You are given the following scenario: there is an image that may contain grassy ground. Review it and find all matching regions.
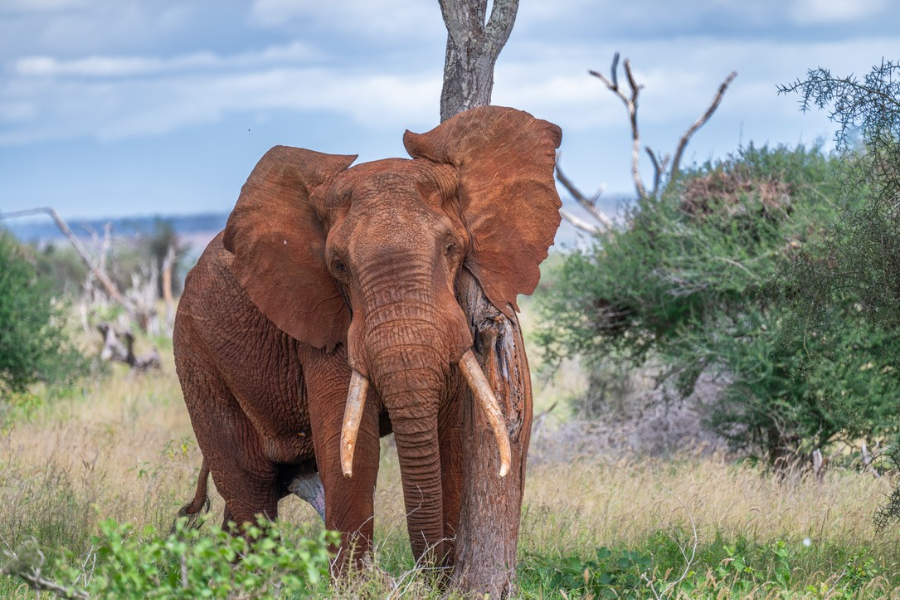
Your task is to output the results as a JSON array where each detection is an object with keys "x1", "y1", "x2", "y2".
[{"x1": 1, "y1": 326, "x2": 900, "y2": 597}]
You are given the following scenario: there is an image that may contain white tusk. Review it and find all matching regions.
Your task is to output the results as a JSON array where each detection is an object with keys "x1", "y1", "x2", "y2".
[
  {"x1": 340, "y1": 371, "x2": 369, "y2": 478},
  {"x1": 458, "y1": 349, "x2": 512, "y2": 478}
]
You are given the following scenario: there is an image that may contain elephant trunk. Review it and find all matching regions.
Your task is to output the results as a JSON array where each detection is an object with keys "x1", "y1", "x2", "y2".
[{"x1": 365, "y1": 300, "x2": 449, "y2": 562}]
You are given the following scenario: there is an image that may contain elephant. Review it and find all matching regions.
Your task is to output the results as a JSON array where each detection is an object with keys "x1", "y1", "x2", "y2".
[{"x1": 173, "y1": 105, "x2": 562, "y2": 567}]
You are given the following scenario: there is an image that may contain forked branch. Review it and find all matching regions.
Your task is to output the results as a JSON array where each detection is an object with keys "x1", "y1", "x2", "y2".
[
  {"x1": 558, "y1": 54, "x2": 737, "y2": 236},
  {"x1": 590, "y1": 52, "x2": 647, "y2": 199}
]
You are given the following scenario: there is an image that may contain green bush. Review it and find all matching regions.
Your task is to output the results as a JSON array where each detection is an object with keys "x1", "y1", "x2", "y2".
[
  {"x1": 4, "y1": 518, "x2": 336, "y2": 598},
  {"x1": 779, "y1": 59, "x2": 900, "y2": 522},
  {"x1": 535, "y1": 144, "x2": 900, "y2": 462},
  {"x1": 0, "y1": 233, "x2": 84, "y2": 398}
]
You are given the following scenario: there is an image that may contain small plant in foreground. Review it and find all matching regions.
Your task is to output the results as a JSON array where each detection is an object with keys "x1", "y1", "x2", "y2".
[
  {"x1": 3, "y1": 517, "x2": 336, "y2": 599},
  {"x1": 518, "y1": 533, "x2": 891, "y2": 598}
]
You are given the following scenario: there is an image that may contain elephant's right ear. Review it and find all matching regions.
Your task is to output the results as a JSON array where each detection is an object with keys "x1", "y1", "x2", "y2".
[{"x1": 223, "y1": 146, "x2": 357, "y2": 351}]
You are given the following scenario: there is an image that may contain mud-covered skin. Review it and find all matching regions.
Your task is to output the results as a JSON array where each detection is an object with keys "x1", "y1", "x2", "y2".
[
  {"x1": 175, "y1": 235, "x2": 383, "y2": 548},
  {"x1": 173, "y1": 106, "x2": 563, "y2": 569}
]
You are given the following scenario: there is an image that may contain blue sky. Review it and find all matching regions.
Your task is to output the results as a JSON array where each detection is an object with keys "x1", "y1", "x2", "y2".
[{"x1": 2, "y1": 0, "x2": 900, "y2": 227}]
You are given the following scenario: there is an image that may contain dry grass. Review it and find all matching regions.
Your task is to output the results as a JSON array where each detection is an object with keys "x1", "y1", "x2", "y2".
[
  {"x1": 522, "y1": 457, "x2": 895, "y2": 555},
  {"x1": 1, "y1": 326, "x2": 899, "y2": 597}
]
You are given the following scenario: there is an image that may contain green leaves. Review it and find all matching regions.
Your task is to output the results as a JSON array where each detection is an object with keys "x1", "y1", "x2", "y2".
[
  {"x1": 522, "y1": 545, "x2": 654, "y2": 598},
  {"x1": 0, "y1": 234, "x2": 84, "y2": 400},
  {"x1": 518, "y1": 535, "x2": 886, "y2": 598},
  {"x1": 48, "y1": 517, "x2": 336, "y2": 598},
  {"x1": 535, "y1": 144, "x2": 900, "y2": 462}
]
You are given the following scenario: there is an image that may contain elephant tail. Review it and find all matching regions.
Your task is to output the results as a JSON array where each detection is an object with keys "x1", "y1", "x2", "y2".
[{"x1": 173, "y1": 459, "x2": 211, "y2": 532}]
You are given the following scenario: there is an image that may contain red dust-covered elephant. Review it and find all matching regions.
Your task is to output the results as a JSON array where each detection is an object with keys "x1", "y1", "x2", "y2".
[{"x1": 173, "y1": 106, "x2": 562, "y2": 566}]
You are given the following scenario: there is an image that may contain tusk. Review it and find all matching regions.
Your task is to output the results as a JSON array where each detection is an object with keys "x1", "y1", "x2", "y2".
[
  {"x1": 458, "y1": 349, "x2": 512, "y2": 478},
  {"x1": 340, "y1": 371, "x2": 369, "y2": 478}
]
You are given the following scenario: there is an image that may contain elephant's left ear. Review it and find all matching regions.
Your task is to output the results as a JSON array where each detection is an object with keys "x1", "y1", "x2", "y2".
[{"x1": 403, "y1": 106, "x2": 562, "y2": 316}]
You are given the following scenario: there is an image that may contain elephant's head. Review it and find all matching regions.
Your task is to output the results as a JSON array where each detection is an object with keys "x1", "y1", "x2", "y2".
[{"x1": 222, "y1": 106, "x2": 561, "y2": 560}]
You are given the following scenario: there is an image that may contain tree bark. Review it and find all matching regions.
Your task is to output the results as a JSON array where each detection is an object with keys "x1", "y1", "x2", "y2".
[
  {"x1": 452, "y1": 269, "x2": 532, "y2": 597},
  {"x1": 439, "y1": 0, "x2": 518, "y2": 122},
  {"x1": 438, "y1": 3, "x2": 526, "y2": 595}
]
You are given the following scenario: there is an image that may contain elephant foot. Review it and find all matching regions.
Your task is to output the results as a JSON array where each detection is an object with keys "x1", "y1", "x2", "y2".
[{"x1": 288, "y1": 472, "x2": 326, "y2": 521}]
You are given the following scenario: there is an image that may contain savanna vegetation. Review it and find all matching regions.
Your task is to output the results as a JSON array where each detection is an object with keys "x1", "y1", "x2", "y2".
[{"x1": 3, "y1": 57, "x2": 900, "y2": 597}]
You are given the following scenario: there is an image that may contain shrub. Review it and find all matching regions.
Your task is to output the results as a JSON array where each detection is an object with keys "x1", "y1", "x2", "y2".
[
  {"x1": 535, "y1": 144, "x2": 900, "y2": 463},
  {"x1": 0, "y1": 233, "x2": 84, "y2": 398},
  {"x1": 4, "y1": 518, "x2": 336, "y2": 598},
  {"x1": 779, "y1": 59, "x2": 900, "y2": 521}
]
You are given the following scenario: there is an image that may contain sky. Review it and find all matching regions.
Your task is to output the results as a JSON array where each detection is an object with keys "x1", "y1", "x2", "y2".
[{"x1": 1, "y1": 0, "x2": 900, "y2": 232}]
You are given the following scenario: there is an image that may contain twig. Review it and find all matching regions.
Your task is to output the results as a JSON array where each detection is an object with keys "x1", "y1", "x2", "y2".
[
  {"x1": 556, "y1": 159, "x2": 614, "y2": 230},
  {"x1": 645, "y1": 147, "x2": 670, "y2": 197},
  {"x1": 559, "y1": 209, "x2": 605, "y2": 235},
  {"x1": 670, "y1": 71, "x2": 738, "y2": 181},
  {"x1": 861, "y1": 442, "x2": 881, "y2": 478},
  {"x1": 642, "y1": 480, "x2": 699, "y2": 599},
  {"x1": 1, "y1": 545, "x2": 90, "y2": 600}
]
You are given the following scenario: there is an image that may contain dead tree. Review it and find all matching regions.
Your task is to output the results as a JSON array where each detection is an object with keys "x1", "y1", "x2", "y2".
[
  {"x1": 97, "y1": 323, "x2": 162, "y2": 371},
  {"x1": 0, "y1": 207, "x2": 159, "y2": 331},
  {"x1": 559, "y1": 53, "x2": 737, "y2": 235},
  {"x1": 438, "y1": 1, "x2": 529, "y2": 596},
  {"x1": 161, "y1": 243, "x2": 177, "y2": 333}
]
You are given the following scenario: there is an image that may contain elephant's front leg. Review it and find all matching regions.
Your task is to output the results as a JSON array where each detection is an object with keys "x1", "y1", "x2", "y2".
[{"x1": 305, "y1": 361, "x2": 381, "y2": 570}]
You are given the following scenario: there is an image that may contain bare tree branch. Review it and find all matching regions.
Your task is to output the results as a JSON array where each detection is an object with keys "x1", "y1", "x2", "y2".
[
  {"x1": 556, "y1": 159, "x2": 614, "y2": 230},
  {"x1": 610, "y1": 52, "x2": 620, "y2": 91},
  {"x1": 646, "y1": 147, "x2": 663, "y2": 197},
  {"x1": 590, "y1": 55, "x2": 647, "y2": 198},
  {"x1": 670, "y1": 71, "x2": 738, "y2": 180},
  {"x1": 2, "y1": 545, "x2": 90, "y2": 600},
  {"x1": 560, "y1": 208, "x2": 605, "y2": 235},
  {"x1": 0, "y1": 207, "x2": 138, "y2": 321},
  {"x1": 439, "y1": 0, "x2": 485, "y2": 48}
]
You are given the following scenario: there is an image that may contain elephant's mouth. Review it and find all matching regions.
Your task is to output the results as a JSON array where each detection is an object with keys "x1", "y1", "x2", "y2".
[{"x1": 338, "y1": 348, "x2": 511, "y2": 479}]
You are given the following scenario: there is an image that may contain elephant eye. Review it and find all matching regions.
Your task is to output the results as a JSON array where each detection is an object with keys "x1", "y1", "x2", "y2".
[
  {"x1": 332, "y1": 259, "x2": 349, "y2": 277},
  {"x1": 445, "y1": 242, "x2": 458, "y2": 256}
]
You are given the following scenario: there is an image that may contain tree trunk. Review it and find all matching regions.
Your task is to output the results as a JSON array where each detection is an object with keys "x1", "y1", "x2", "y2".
[
  {"x1": 452, "y1": 269, "x2": 532, "y2": 597},
  {"x1": 438, "y1": 0, "x2": 518, "y2": 122},
  {"x1": 439, "y1": 2, "x2": 525, "y2": 594}
]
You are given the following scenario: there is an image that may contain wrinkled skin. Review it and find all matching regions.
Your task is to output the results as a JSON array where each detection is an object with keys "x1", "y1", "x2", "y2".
[{"x1": 174, "y1": 106, "x2": 562, "y2": 566}]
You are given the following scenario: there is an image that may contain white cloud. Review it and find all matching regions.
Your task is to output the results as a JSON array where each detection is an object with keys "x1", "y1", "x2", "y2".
[
  {"x1": 789, "y1": 0, "x2": 887, "y2": 25},
  {"x1": 250, "y1": 0, "x2": 443, "y2": 39},
  {"x1": 11, "y1": 42, "x2": 322, "y2": 78},
  {"x1": 0, "y1": 0, "x2": 89, "y2": 13},
  {"x1": 3, "y1": 34, "x2": 897, "y2": 151},
  {"x1": 0, "y1": 65, "x2": 440, "y2": 144}
]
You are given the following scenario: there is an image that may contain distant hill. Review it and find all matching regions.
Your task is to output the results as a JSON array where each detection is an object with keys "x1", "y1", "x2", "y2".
[
  {"x1": 2, "y1": 196, "x2": 625, "y2": 254},
  {"x1": 3, "y1": 212, "x2": 228, "y2": 243}
]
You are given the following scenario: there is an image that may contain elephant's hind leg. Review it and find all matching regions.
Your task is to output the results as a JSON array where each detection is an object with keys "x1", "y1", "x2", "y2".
[{"x1": 177, "y1": 350, "x2": 281, "y2": 531}]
